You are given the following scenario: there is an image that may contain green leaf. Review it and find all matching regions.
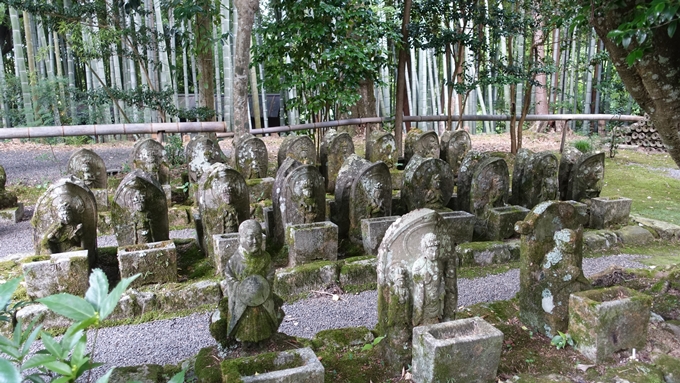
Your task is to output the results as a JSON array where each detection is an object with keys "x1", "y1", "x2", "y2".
[
  {"x1": 59, "y1": 329, "x2": 85, "y2": 354},
  {"x1": 372, "y1": 336, "x2": 385, "y2": 345},
  {"x1": 85, "y1": 269, "x2": 109, "y2": 312},
  {"x1": 95, "y1": 368, "x2": 114, "y2": 383},
  {"x1": 24, "y1": 373, "x2": 47, "y2": 383},
  {"x1": 99, "y1": 274, "x2": 139, "y2": 320},
  {"x1": 361, "y1": 344, "x2": 373, "y2": 351},
  {"x1": 626, "y1": 48, "x2": 644, "y2": 66},
  {"x1": 622, "y1": 35, "x2": 632, "y2": 49},
  {"x1": 0, "y1": 344, "x2": 20, "y2": 360},
  {"x1": 42, "y1": 360, "x2": 74, "y2": 376},
  {"x1": 22, "y1": 354, "x2": 57, "y2": 370},
  {"x1": 37, "y1": 294, "x2": 95, "y2": 322},
  {"x1": 40, "y1": 333, "x2": 65, "y2": 360},
  {"x1": 669, "y1": 20, "x2": 678, "y2": 38},
  {"x1": 0, "y1": 278, "x2": 21, "y2": 310},
  {"x1": 0, "y1": 358, "x2": 21, "y2": 383},
  {"x1": 168, "y1": 369, "x2": 187, "y2": 383},
  {"x1": 21, "y1": 323, "x2": 43, "y2": 356}
]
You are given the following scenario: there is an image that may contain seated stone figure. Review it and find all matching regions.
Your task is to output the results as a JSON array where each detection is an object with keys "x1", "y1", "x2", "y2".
[
  {"x1": 411, "y1": 233, "x2": 445, "y2": 326},
  {"x1": 225, "y1": 220, "x2": 284, "y2": 343},
  {"x1": 39, "y1": 193, "x2": 84, "y2": 254}
]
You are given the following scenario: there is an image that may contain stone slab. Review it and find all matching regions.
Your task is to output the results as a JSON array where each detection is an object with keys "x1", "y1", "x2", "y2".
[
  {"x1": 0, "y1": 203, "x2": 23, "y2": 224},
  {"x1": 247, "y1": 177, "x2": 274, "y2": 203},
  {"x1": 117, "y1": 240, "x2": 177, "y2": 287},
  {"x1": 274, "y1": 261, "x2": 338, "y2": 302},
  {"x1": 456, "y1": 240, "x2": 520, "y2": 267},
  {"x1": 589, "y1": 197, "x2": 632, "y2": 229},
  {"x1": 361, "y1": 216, "x2": 400, "y2": 255},
  {"x1": 92, "y1": 189, "x2": 109, "y2": 211},
  {"x1": 225, "y1": 347, "x2": 324, "y2": 383},
  {"x1": 583, "y1": 230, "x2": 619, "y2": 252},
  {"x1": 440, "y1": 210, "x2": 475, "y2": 244},
  {"x1": 486, "y1": 205, "x2": 529, "y2": 241},
  {"x1": 615, "y1": 225, "x2": 655, "y2": 246},
  {"x1": 287, "y1": 222, "x2": 338, "y2": 267},
  {"x1": 338, "y1": 256, "x2": 377, "y2": 292},
  {"x1": 22, "y1": 250, "x2": 90, "y2": 299},
  {"x1": 631, "y1": 214, "x2": 680, "y2": 241},
  {"x1": 213, "y1": 233, "x2": 239, "y2": 277}
]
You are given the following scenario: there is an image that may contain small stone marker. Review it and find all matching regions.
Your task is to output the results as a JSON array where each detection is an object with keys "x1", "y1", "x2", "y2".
[
  {"x1": 412, "y1": 317, "x2": 504, "y2": 383},
  {"x1": 111, "y1": 170, "x2": 169, "y2": 246},
  {"x1": 404, "y1": 130, "x2": 440, "y2": 165},
  {"x1": 271, "y1": 158, "x2": 302, "y2": 248},
  {"x1": 235, "y1": 134, "x2": 269, "y2": 179},
  {"x1": 32, "y1": 176, "x2": 98, "y2": 267},
  {"x1": 589, "y1": 196, "x2": 632, "y2": 229},
  {"x1": 185, "y1": 135, "x2": 227, "y2": 182},
  {"x1": 131, "y1": 138, "x2": 170, "y2": 185},
  {"x1": 23, "y1": 250, "x2": 90, "y2": 299},
  {"x1": 117, "y1": 240, "x2": 177, "y2": 288},
  {"x1": 559, "y1": 149, "x2": 605, "y2": 202},
  {"x1": 366, "y1": 130, "x2": 397, "y2": 169},
  {"x1": 277, "y1": 135, "x2": 316, "y2": 167},
  {"x1": 320, "y1": 129, "x2": 355, "y2": 193},
  {"x1": 286, "y1": 221, "x2": 338, "y2": 266},
  {"x1": 402, "y1": 155, "x2": 454, "y2": 212},
  {"x1": 197, "y1": 163, "x2": 249, "y2": 260},
  {"x1": 67, "y1": 148, "x2": 108, "y2": 189},
  {"x1": 515, "y1": 201, "x2": 590, "y2": 336},
  {"x1": 510, "y1": 149, "x2": 558, "y2": 209}
]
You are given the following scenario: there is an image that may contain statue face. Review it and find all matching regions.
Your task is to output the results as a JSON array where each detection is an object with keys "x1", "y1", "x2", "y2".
[
  {"x1": 372, "y1": 182, "x2": 384, "y2": 200},
  {"x1": 297, "y1": 176, "x2": 313, "y2": 199},
  {"x1": 430, "y1": 174, "x2": 441, "y2": 190},
  {"x1": 299, "y1": 150, "x2": 311, "y2": 165},
  {"x1": 131, "y1": 189, "x2": 145, "y2": 211},
  {"x1": 421, "y1": 233, "x2": 440, "y2": 261},
  {"x1": 240, "y1": 225, "x2": 262, "y2": 254},
  {"x1": 54, "y1": 197, "x2": 75, "y2": 224}
]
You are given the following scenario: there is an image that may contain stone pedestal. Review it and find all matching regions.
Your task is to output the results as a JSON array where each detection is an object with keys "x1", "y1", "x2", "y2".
[
  {"x1": 589, "y1": 196, "x2": 632, "y2": 229},
  {"x1": 286, "y1": 222, "x2": 338, "y2": 267},
  {"x1": 92, "y1": 189, "x2": 109, "y2": 211},
  {"x1": 412, "y1": 317, "x2": 504, "y2": 383},
  {"x1": 22, "y1": 250, "x2": 90, "y2": 299},
  {"x1": 361, "y1": 216, "x2": 400, "y2": 255},
  {"x1": 162, "y1": 184, "x2": 172, "y2": 207},
  {"x1": 117, "y1": 240, "x2": 177, "y2": 287},
  {"x1": 247, "y1": 177, "x2": 274, "y2": 203},
  {"x1": 440, "y1": 210, "x2": 475, "y2": 244},
  {"x1": 569, "y1": 286, "x2": 652, "y2": 363},
  {"x1": 213, "y1": 233, "x2": 239, "y2": 277},
  {"x1": 222, "y1": 347, "x2": 324, "y2": 383},
  {"x1": 486, "y1": 205, "x2": 529, "y2": 241},
  {"x1": 0, "y1": 203, "x2": 23, "y2": 224}
]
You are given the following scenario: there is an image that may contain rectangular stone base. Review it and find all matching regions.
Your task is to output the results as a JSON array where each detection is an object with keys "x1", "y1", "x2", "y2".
[
  {"x1": 22, "y1": 250, "x2": 90, "y2": 299},
  {"x1": 0, "y1": 203, "x2": 23, "y2": 224},
  {"x1": 162, "y1": 184, "x2": 172, "y2": 207},
  {"x1": 361, "y1": 216, "x2": 400, "y2": 255},
  {"x1": 92, "y1": 189, "x2": 109, "y2": 211},
  {"x1": 224, "y1": 347, "x2": 324, "y2": 383},
  {"x1": 589, "y1": 196, "x2": 632, "y2": 229},
  {"x1": 213, "y1": 233, "x2": 239, "y2": 277},
  {"x1": 485, "y1": 205, "x2": 530, "y2": 241},
  {"x1": 118, "y1": 240, "x2": 177, "y2": 287},
  {"x1": 440, "y1": 210, "x2": 475, "y2": 244},
  {"x1": 412, "y1": 317, "x2": 504, "y2": 383},
  {"x1": 286, "y1": 222, "x2": 338, "y2": 267}
]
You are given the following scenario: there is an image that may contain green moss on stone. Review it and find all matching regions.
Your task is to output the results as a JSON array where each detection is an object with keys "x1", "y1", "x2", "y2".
[
  {"x1": 221, "y1": 351, "x2": 303, "y2": 380},
  {"x1": 194, "y1": 346, "x2": 223, "y2": 383}
]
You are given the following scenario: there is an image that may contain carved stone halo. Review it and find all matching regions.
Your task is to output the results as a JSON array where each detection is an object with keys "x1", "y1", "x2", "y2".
[{"x1": 237, "y1": 274, "x2": 270, "y2": 307}]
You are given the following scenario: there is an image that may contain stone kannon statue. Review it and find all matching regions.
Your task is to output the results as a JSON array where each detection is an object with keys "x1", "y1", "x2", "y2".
[
  {"x1": 197, "y1": 163, "x2": 250, "y2": 259},
  {"x1": 131, "y1": 138, "x2": 170, "y2": 185},
  {"x1": 404, "y1": 130, "x2": 440, "y2": 165},
  {"x1": 515, "y1": 201, "x2": 590, "y2": 337},
  {"x1": 402, "y1": 155, "x2": 454, "y2": 212},
  {"x1": 271, "y1": 157, "x2": 303, "y2": 248},
  {"x1": 281, "y1": 165, "x2": 325, "y2": 229},
  {"x1": 32, "y1": 176, "x2": 98, "y2": 267},
  {"x1": 511, "y1": 149, "x2": 559, "y2": 209},
  {"x1": 277, "y1": 135, "x2": 316, "y2": 168},
  {"x1": 456, "y1": 150, "x2": 490, "y2": 212},
  {"x1": 185, "y1": 135, "x2": 227, "y2": 182},
  {"x1": 567, "y1": 152, "x2": 605, "y2": 202},
  {"x1": 441, "y1": 130, "x2": 471, "y2": 184},
  {"x1": 0, "y1": 165, "x2": 19, "y2": 210},
  {"x1": 366, "y1": 130, "x2": 397, "y2": 169},
  {"x1": 335, "y1": 155, "x2": 392, "y2": 242},
  {"x1": 224, "y1": 220, "x2": 284, "y2": 343},
  {"x1": 320, "y1": 129, "x2": 355, "y2": 193},
  {"x1": 111, "y1": 170, "x2": 169, "y2": 246},
  {"x1": 376, "y1": 209, "x2": 456, "y2": 368},
  {"x1": 67, "y1": 149, "x2": 108, "y2": 189},
  {"x1": 235, "y1": 135, "x2": 269, "y2": 179}
]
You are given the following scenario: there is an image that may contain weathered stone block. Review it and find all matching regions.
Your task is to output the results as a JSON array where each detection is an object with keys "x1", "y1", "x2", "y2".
[
  {"x1": 155, "y1": 280, "x2": 222, "y2": 312},
  {"x1": 440, "y1": 210, "x2": 475, "y2": 244},
  {"x1": 168, "y1": 206, "x2": 193, "y2": 228},
  {"x1": 222, "y1": 347, "x2": 324, "y2": 383},
  {"x1": 16, "y1": 303, "x2": 72, "y2": 330},
  {"x1": 286, "y1": 222, "x2": 338, "y2": 267},
  {"x1": 589, "y1": 196, "x2": 632, "y2": 229},
  {"x1": 569, "y1": 286, "x2": 652, "y2": 363},
  {"x1": 456, "y1": 240, "x2": 520, "y2": 267},
  {"x1": 390, "y1": 169, "x2": 403, "y2": 190},
  {"x1": 22, "y1": 250, "x2": 90, "y2": 299},
  {"x1": 361, "y1": 216, "x2": 400, "y2": 255},
  {"x1": 117, "y1": 240, "x2": 177, "y2": 287},
  {"x1": 615, "y1": 225, "x2": 655, "y2": 245},
  {"x1": 631, "y1": 214, "x2": 680, "y2": 241},
  {"x1": 92, "y1": 189, "x2": 108, "y2": 211},
  {"x1": 0, "y1": 203, "x2": 23, "y2": 224},
  {"x1": 565, "y1": 200, "x2": 590, "y2": 227},
  {"x1": 274, "y1": 261, "x2": 338, "y2": 302},
  {"x1": 339, "y1": 256, "x2": 377, "y2": 292},
  {"x1": 109, "y1": 290, "x2": 157, "y2": 320},
  {"x1": 162, "y1": 184, "x2": 172, "y2": 207},
  {"x1": 97, "y1": 211, "x2": 113, "y2": 235},
  {"x1": 247, "y1": 177, "x2": 274, "y2": 202},
  {"x1": 583, "y1": 230, "x2": 619, "y2": 252},
  {"x1": 263, "y1": 206, "x2": 274, "y2": 239},
  {"x1": 412, "y1": 317, "x2": 504, "y2": 383},
  {"x1": 213, "y1": 232, "x2": 239, "y2": 277},
  {"x1": 486, "y1": 205, "x2": 529, "y2": 241}
]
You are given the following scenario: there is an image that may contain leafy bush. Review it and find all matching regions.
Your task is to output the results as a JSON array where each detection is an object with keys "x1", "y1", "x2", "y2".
[
  {"x1": 572, "y1": 139, "x2": 592, "y2": 153},
  {"x1": 165, "y1": 135, "x2": 186, "y2": 168}
]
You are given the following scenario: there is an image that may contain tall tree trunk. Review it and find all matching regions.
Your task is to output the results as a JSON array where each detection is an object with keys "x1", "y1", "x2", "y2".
[
  {"x1": 533, "y1": 25, "x2": 549, "y2": 131},
  {"x1": 232, "y1": 0, "x2": 259, "y2": 134},
  {"x1": 10, "y1": 7, "x2": 34, "y2": 125},
  {"x1": 195, "y1": 0, "x2": 215, "y2": 122}
]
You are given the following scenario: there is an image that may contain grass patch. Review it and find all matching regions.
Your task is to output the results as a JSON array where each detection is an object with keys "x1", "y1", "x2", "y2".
[
  {"x1": 458, "y1": 262, "x2": 518, "y2": 279},
  {"x1": 602, "y1": 150, "x2": 680, "y2": 225}
]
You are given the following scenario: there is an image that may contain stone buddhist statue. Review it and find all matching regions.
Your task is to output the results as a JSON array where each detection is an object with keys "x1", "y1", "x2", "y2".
[
  {"x1": 185, "y1": 135, "x2": 227, "y2": 182},
  {"x1": 224, "y1": 220, "x2": 284, "y2": 343},
  {"x1": 0, "y1": 165, "x2": 18, "y2": 210},
  {"x1": 131, "y1": 138, "x2": 170, "y2": 185},
  {"x1": 67, "y1": 149, "x2": 108, "y2": 189},
  {"x1": 235, "y1": 135, "x2": 269, "y2": 179},
  {"x1": 411, "y1": 233, "x2": 445, "y2": 326}
]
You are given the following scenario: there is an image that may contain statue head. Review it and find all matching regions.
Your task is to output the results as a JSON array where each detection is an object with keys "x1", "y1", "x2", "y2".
[
  {"x1": 239, "y1": 219, "x2": 263, "y2": 255},
  {"x1": 53, "y1": 193, "x2": 83, "y2": 225},
  {"x1": 420, "y1": 233, "x2": 440, "y2": 261}
]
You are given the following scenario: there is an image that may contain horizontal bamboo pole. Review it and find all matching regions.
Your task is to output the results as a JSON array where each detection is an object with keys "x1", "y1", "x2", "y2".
[{"x1": 0, "y1": 114, "x2": 645, "y2": 139}]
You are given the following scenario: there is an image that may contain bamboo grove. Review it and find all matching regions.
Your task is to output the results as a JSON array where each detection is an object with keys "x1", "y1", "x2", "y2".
[{"x1": 0, "y1": 0, "x2": 640, "y2": 138}]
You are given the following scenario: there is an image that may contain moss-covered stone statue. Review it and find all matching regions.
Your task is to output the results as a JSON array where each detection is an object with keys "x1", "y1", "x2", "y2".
[
  {"x1": 0, "y1": 165, "x2": 19, "y2": 210},
  {"x1": 67, "y1": 149, "x2": 108, "y2": 189},
  {"x1": 440, "y1": 129, "x2": 471, "y2": 184},
  {"x1": 197, "y1": 163, "x2": 249, "y2": 259},
  {"x1": 510, "y1": 149, "x2": 559, "y2": 209},
  {"x1": 234, "y1": 134, "x2": 269, "y2": 179},
  {"x1": 365, "y1": 130, "x2": 396, "y2": 169},
  {"x1": 558, "y1": 149, "x2": 605, "y2": 202},
  {"x1": 219, "y1": 220, "x2": 284, "y2": 344},
  {"x1": 281, "y1": 164, "x2": 325, "y2": 227},
  {"x1": 131, "y1": 138, "x2": 170, "y2": 185},
  {"x1": 185, "y1": 135, "x2": 227, "y2": 182},
  {"x1": 402, "y1": 155, "x2": 454, "y2": 212},
  {"x1": 320, "y1": 129, "x2": 355, "y2": 193},
  {"x1": 404, "y1": 129, "x2": 439, "y2": 165},
  {"x1": 277, "y1": 134, "x2": 316, "y2": 167},
  {"x1": 271, "y1": 157, "x2": 302, "y2": 249},
  {"x1": 376, "y1": 209, "x2": 456, "y2": 369},
  {"x1": 515, "y1": 201, "x2": 590, "y2": 337},
  {"x1": 32, "y1": 176, "x2": 98, "y2": 267},
  {"x1": 111, "y1": 170, "x2": 169, "y2": 246}
]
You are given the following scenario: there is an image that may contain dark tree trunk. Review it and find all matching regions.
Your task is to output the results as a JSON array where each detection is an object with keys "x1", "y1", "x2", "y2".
[{"x1": 233, "y1": 0, "x2": 260, "y2": 134}]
